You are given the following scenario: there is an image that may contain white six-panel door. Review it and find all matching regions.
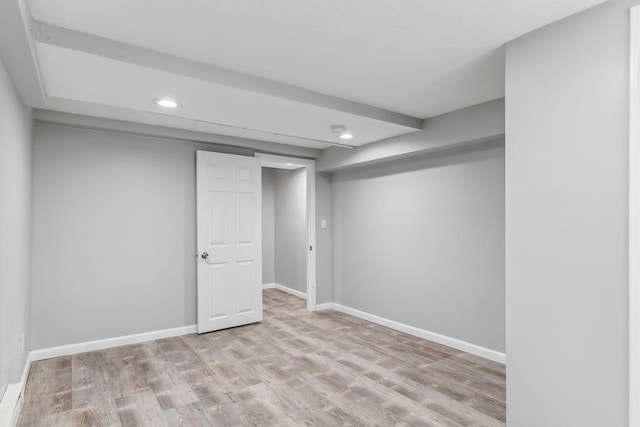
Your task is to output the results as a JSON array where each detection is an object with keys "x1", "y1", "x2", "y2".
[{"x1": 196, "y1": 151, "x2": 262, "y2": 333}]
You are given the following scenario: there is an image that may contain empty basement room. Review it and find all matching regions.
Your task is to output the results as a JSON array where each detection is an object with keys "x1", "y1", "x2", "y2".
[{"x1": 0, "y1": 0, "x2": 636, "y2": 426}]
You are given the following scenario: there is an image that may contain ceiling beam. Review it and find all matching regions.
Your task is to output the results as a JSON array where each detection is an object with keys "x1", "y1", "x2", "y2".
[
  {"x1": 317, "y1": 98, "x2": 505, "y2": 172},
  {"x1": 34, "y1": 109, "x2": 323, "y2": 159},
  {"x1": 32, "y1": 19, "x2": 424, "y2": 131},
  {"x1": 0, "y1": 0, "x2": 46, "y2": 107}
]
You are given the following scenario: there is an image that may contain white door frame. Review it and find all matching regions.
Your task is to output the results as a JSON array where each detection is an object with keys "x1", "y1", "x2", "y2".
[
  {"x1": 255, "y1": 153, "x2": 317, "y2": 311},
  {"x1": 630, "y1": 6, "x2": 640, "y2": 426}
]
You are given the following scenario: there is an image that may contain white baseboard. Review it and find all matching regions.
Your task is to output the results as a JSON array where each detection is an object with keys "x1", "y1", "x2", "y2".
[
  {"x1": 315, "y1": 302, "x2": 334, "y2": 311},
  {"x1": 0, "y1": 353, "x2": 32, "y2": 427},
  {"x1": 0, "y1": 383, "x2": 21, "y2": 427},
  {"x1": 31, "y1": 325, "x2": 197, "y2": 362},
  {"x1": 263, "y1": 283, "x2": 307, "y2": 300},
  {"x1": 18, "y1": 353, "x2": 31, "y2": 399},
  {"x1": 316, "y1": 302, "x2": 505, "y2": 364}
]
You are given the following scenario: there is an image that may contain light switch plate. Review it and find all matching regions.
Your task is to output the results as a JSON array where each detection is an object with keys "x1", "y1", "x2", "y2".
[{"x1": 321, "y1": 219, "x2": 327, "y2": 229}]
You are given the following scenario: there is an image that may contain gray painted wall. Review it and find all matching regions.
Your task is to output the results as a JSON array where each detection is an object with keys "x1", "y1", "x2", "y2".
[
  {"x1": 31, "y1": 124, "x2": 257, "y2": 349},
  {"x1": 0, "y1": 57, "x2": 32, "y2": 394},
  {"x1": 31, "y1": 123, "x2": 331, "y2": 349},
  {"x1": 274, "y1": 168, "x2": 307, "y2": 293},
  {"x1": 332, "y1": 143, "x2": 505, "y2": 352},
  {"x1": 505, "y1": 1, "x2": 635, "y2": 425},
  {"x1": 261, "y1": 168, "x2": 275, "y2": 284},
  {"x1": 316, "y1": 172, "x2": 333, "y2": 304}
]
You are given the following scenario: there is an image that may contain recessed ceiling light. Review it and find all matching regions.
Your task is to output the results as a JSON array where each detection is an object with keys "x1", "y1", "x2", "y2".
[
  {"x1": 330, "y1": 125, "x2": 354, "y2": 140},
  {"x1": 153, "y1": 98, "x2": 179, "y2": 108}
]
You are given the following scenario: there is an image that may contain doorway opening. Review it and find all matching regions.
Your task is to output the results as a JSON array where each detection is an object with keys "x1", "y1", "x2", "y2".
[{"x1": 256, "y1": 153, "x2": 317, "y2": 311}]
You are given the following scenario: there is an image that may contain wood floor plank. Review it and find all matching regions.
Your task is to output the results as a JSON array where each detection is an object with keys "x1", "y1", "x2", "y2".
[
  {"x1": 163, "y1": 402, "x2": 220, "y2": 427},
  {"x1": 116, "y1": 389, "x2": 166, "y2": 427},
  {"x1": 206, "y1": 402, "x2": 254, "y2": 427},
  {"x1": 259, "y1": 309, "x2": 503, "y2": 425},
  {"x1": 137, "y1": 350, "x2": 200, "y2": 410},
  {"x1": 20, "y1": 408, "x2": 108, "y2": 427},
  {"x1": 71, "y1": 352, "x2": 121, "y2": 426},
  {"x1": 100, "y1": 346, "x2": 151, "y2": 399},
  {"x1": 19, "y1": 356, "x2": 72, "y2": 422},
  {"x1": 19, "y1": 289, "x2": 506, "y2": 426}
]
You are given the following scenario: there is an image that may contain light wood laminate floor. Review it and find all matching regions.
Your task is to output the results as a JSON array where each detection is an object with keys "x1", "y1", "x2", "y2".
[{"x1": 18, "y1": 289, "x2": 505, "y2": 426}]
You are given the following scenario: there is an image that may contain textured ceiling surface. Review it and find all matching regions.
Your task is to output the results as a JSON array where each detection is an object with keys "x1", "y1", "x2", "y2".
[{"x1": 29, "y1": 0, "x2": 604, "y2": 117}]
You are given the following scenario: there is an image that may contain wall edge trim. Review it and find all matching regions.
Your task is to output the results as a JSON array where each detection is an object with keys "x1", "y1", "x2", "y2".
[
  {"x1": 31, "y1": 325, "x2": 197, "y2": 362},
  {"x1": 317, "y1": 302, "x2": 505, "y2": 364},
  {"x1": 315, "y1": 303, "x2": 334, "y2": 311},
  {"x1": 0, "y1": 352, "x2": 32, "y2": 427},
  {"x1": 263, "y1": 283, "x2": 308, "y2": 300}
]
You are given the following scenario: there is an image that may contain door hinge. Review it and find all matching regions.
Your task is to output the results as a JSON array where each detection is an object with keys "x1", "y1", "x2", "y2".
[{"x1": 310, "y1": 246, "x2": 313, "y2": 251}]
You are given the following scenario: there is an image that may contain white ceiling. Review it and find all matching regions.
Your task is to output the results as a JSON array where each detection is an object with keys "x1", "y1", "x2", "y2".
[
  {"x1": 4, "y1": 0, "x2": 607, "y2": 150},
  {"x1": 36, "y1": 44, "x2": 418, "y2": 149}
]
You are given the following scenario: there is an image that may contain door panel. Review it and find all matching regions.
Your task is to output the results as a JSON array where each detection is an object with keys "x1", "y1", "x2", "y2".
[
  {"x1": 208, "y1": 191, "x2": 227, "y2": 245},
  {"x1": 197, "y1": 151, "x2": 262, "y2": 333},
  {"x1": 237, "y1": 192, "x2": 254, "y2": 244},
  {"x1": 208, "y1": 263, "x2": 227, "y2": 319},
  {"x1": 237, "y1": 260, "x2": 254, "y2": 314}
]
